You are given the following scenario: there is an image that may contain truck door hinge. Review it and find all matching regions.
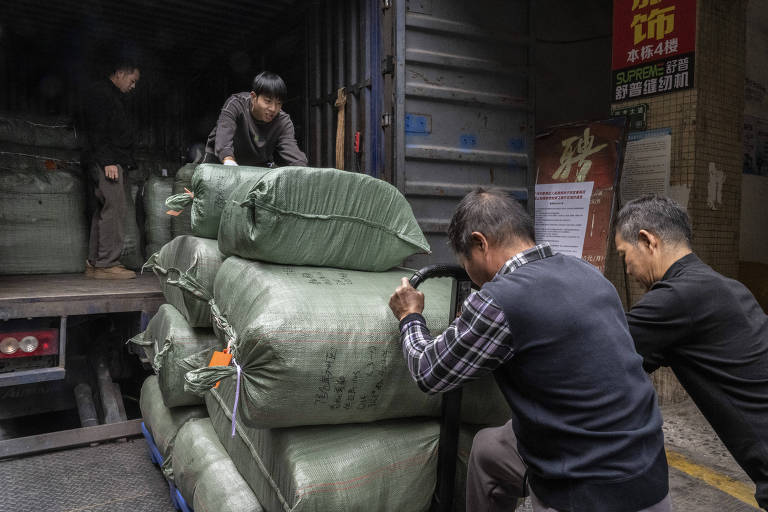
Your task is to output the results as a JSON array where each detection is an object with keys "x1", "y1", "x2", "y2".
[
  {"x1": 381, "y1": 113, "x2": 392, "y2": 127},
  {"x1": 382, "y1": 0, "x2": 391, "y2": 9},
  {"x1": 382, "y1": 55, "x2": 395, "y2": 75}
]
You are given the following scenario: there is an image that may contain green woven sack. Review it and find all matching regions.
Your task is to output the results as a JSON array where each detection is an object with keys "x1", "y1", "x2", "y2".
[
  {"x1": 0, "y1": 143, "x2": 81, "y2": 173},
  {"x1": 143, "y1": 175, "x2": 173, "y2": 256},
  {"x1": 143, "y1": 235, "x2": 226, "y2": 327},
  {"x1": 0, "y1": 168, "x2": 87, "y2": 274},
  {"x1": 218, "y1": 166, "x2": 430, "y2": 271},
  {"x1": 165, "y1": 163, "x2": 271, "y2": 239},
  {"x1": 185, "y1": 257, "x2": 510, "y2": 428},
  {"x1": 131, "y1": 304, "x2": 222, "y2": 407},
  {"x1": 0, "y1": 113, "x2": 80, "y2": 149},
  {"x1": 139, "y1": 375, "x2": 207, "y2": 460},
  {"x1": 120, "y1": 182, "x2": 144, "y2": 270},
  {"x1": 172, "y1": 418, "x2": 263, "y2": 512},
  {"x1": 170, "y1": 164, "x2": 195, "y2": 238},
  {"x1": 206, "y1": 383, "x2": 479, "y2": 512}
]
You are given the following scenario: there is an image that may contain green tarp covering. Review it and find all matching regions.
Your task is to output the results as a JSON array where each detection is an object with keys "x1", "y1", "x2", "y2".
[
  {"x1": 206, "y1": 382, "x2": 478, "y2": 512},
  {"x1": 172, "y1": 418, "x2": 263, "y2": 512},
  {"x1": 165, "y1": 163, "x2": 271, "y2": 239},
  {"x1": 218, "y1": 166, "x2": 430, "y2": 271},
  {"x1": 131, "y1": 304, "x2": 222, "y2": 407},
  {"x1": 186, "y1": 257, "x2": 510, "y2": 428},
  {"x1": 0, "y1": 168, "x2": 87, "y2": 274},
  {"x1": 143, "y1": 235, "x2": 226, "y2": 327},
  {"x1": 139, "y1": 375, "x2": 207, "y2": 460},
  {"x1": 143, "y1": 175, "x2": 174, "y2": 257},
  {"x1": 170, "y1": 164, "x2": 196, "y2": 238}
]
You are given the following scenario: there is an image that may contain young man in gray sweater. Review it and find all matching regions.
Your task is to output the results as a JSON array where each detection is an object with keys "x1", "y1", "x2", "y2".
[{"x1": 203, "y1": 71, "x2": 307, "y2": 167}]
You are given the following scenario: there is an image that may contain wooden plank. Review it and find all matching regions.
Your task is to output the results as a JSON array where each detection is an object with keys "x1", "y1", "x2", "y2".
[
  {"x1": 0, "y1": 274, "x2": 164, "y2": 320},
  {"x1": 0, "y1": 419, "x2": 143, "y2": 459}
]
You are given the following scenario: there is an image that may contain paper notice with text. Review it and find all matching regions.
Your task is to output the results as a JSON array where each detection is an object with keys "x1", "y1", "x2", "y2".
[{"x1": 534, "y1": 182, "x2": 595, "y2": 258}]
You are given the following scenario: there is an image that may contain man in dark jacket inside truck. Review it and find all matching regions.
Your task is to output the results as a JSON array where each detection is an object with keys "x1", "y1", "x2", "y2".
[
  {"x1": 81, "y1": 60, "x2": 140, "y2": 280},
  {"x1": 389, "y1": 188, "x2": 671, "y2": 512},
  {"x1": 615, "y1": 194, "x2": 768, "y2": 509},
  {"x1": 203, "y1": 71, "x2": 307, "y2": 167}
]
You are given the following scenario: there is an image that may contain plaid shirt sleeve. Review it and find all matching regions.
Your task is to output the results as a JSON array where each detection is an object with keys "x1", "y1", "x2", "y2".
[{"x1": 399, "y1": 289, "x2": 514, "y2": 394}]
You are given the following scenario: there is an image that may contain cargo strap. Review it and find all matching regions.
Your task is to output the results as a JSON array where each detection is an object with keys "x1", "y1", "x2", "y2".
[{"x1": 335, "y1": 87, "x2": 347, "y2": 170}]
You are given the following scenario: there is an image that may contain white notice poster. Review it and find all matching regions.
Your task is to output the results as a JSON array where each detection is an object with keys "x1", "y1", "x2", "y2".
[
  {"x1": 534, "y1": 181, "x2": 595, "y2": 258},
  {"x1": 620, "y1": 129, "x2": 672, "y2": 205}
]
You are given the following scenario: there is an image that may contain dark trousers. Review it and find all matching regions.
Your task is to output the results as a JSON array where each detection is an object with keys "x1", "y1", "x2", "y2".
[
  {"x1": 466, "y1": 420, "x2": 672, "y2": 512},
  {"x1": 87, "y1": 163, "x2": 126, "y2": 268}
]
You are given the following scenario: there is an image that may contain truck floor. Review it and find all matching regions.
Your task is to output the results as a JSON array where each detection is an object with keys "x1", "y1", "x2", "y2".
[{"x1": 0, "y1": 438, "x2": 174, "y2": 512}]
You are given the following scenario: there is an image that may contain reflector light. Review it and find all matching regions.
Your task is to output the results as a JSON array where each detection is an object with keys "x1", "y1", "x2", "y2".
[
  {"x1": 19, "y1": 336, "x2": 39, "y2": 353},
  {"x1": 0, "y1": 337, "x2": 20, "y2": 355},
  {"x1": 0, "y1": 329, "x2": 58, "y2": 359}
]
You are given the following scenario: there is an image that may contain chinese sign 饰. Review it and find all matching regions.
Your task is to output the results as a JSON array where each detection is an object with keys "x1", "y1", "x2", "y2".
[{"x1": 612, "y1": 0, "x2": 696, "y2": 102}]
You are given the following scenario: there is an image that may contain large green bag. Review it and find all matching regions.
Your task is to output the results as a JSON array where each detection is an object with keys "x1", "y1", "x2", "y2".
[
  {"x1": 170, "y1": 164, "x2": 196, "y2": 238},
  {"x1": 120, "y1": 182, "x2": 144, "y2": 270},
  {"x1": 217, "y1": 166, "x2": 430, "y2": 271},
  {"x1": 0, "y1": 143, "x2": 81, "y2": 173},
  {"x1": 0, "y1": 168, "x2": 87, "y2": 274},
  {"x1": 143, "y1": 235, "x2": 226, "y2": 327},
  {"x1": 165, "y1": 163, "x2": 271, "y2": 239},
  {"x1": 139, "y1": 375, "x2": 207, "y2": 460},
  {"x1": 143, "y1": 175, "x2": 174, "y2": 257},
  {"x1": 0, "y1": 113, "x2": 80, "y2": 149},
  {"x1": 131, "y1": 304, "x2": 222, "y2": 407},
  {"x1": 172, "y1": 418, "x2": 263, "y2": 512},
  {"x1": 207, "y1": 383, "x2": 479, "y2": 512},
  {"x1": 186, "y1": 257, "x2": 510, "y2": 428}
]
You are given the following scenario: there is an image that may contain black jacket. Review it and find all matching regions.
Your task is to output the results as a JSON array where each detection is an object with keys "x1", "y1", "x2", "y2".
[
  {"x1": 81, "y1": 79, "x2": 136, "y2": 168},
  {"x1": 627, "y1": 253, "x2": 768, "y2": 506}
]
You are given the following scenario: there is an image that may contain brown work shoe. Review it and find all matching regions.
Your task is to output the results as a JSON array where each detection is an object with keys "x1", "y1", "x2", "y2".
[
  {"x1": 91, "y1": 264, "x2": 137, "y2": 280},
  {"x1": 84, "y1": 260, "x2": 95, "y2": 276}
]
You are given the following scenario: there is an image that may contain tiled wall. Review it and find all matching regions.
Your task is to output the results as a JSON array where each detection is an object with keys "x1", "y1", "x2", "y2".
[{"x1": 609, "y1": 0, "x2": 747, "y2": 403}]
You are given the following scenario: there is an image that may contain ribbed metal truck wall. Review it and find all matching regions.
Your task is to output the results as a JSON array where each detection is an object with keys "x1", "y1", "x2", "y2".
[{"x1": 393, "y1": 0, "x2": 534, "y2": 267}]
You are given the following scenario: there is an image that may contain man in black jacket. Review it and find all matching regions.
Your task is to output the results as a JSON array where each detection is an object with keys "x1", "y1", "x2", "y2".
[
  {"x1": 203, "y1": 71, "x2": 307, "y2": 167},
  {"x1": 389, "y1": 189, "x2": 670, "y2": 512},
  {"x1": 81, "y1": 61, "x2": 140, "y2": 279},
  {"x1": 616, "y1": 194, "x2": 768, "y2": 509}
]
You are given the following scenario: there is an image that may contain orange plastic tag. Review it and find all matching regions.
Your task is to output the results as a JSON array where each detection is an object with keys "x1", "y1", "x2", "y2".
[
  {"x1": 209, "y1": 348, "x2": 232, "y2": 388},
  {"x1": 184, "y1": 187, "x2": 194, "y2": 197},
  {"x1": 165, "y1": 209, "x2": 182, "y2": 216}
]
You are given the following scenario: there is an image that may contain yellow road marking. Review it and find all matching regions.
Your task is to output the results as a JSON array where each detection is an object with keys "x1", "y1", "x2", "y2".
[{"x1": 666, "y1": 449, "x2": 760, "y2": 509}]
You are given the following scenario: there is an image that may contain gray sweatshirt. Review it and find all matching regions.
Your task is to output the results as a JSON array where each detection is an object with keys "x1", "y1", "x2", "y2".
[{"x1": 204, "y1": 92, "x2": 308, "y2": 167}]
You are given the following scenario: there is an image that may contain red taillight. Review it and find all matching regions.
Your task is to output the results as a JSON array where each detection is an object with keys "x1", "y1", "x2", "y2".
[{"x1": 0, "y1": 329, "x2": 58, "y2": 358}]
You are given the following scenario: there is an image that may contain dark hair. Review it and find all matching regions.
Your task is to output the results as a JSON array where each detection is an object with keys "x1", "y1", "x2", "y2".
[
  {"x1": 615, "y1": 194, "x2": 692, "y2": 247},
  {"x1": 112, "y1": 59, "x2": 139, "y2": 74},
  {"x1": 448, "y1": 188, "x2": 535, "y2": 257},
  {"x1": 251, "y1": 71, "x2": 287, "y2": 102}
]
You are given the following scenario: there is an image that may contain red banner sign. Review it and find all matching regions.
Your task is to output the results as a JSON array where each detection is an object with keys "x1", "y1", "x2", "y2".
[{"x1": 612, "y1": 0, "x2": 696, "y2": 101}]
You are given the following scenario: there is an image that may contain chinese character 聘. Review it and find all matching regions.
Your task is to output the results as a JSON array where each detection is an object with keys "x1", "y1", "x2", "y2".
[
  {"x1": 678, "y1": 57, "x2": 689, "y2": 71},
  {"x1": 632, "y1": 0, "x2": 662, "y2": 10},
  {"x1": 627, "y1": 48, "x2": 640, "y2": 64},
  {"x1": 551, "y1": 127, "x2": 608, "y2": 182},
  {"x1": 641, "y1": 45, "x2": 654, "y2": 60},
  {"x1": 658, "y1": 75, "x2": 673, "y2": 91},
  {"x1": 664, "y1": 37, "x2": 679, "y2": 54},
  {"x1": 673, "y1": 72, "x2": 689, "y2": 88},
  {"x1": 615, "y1": 84, "x2": 629, "y2": 101},
  {"x1": 629, "y1": 82, "x2": 643, "y2": 97},
  {"x1": 665, "y1": 60, "x2": 678, "y2": 74},
  {"x1": 642, "y1": 79, "x2": 657, "y2": 95}
]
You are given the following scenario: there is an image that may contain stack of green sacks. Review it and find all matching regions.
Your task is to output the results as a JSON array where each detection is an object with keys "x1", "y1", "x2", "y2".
[
  {"x1": 134, "y1": 209, "x2": 264, "y2": 510},
  {"x1": 167, "y1": 164, "x2": 511, "y2": 510}
]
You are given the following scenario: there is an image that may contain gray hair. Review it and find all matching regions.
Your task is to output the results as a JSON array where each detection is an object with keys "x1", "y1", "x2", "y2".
[
  {"x1": 448, "y1": 188, "x2": 535, "y2": 257},
  {"x1": 615, "y1": 194, "x2": 692, "y2": 247}
]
